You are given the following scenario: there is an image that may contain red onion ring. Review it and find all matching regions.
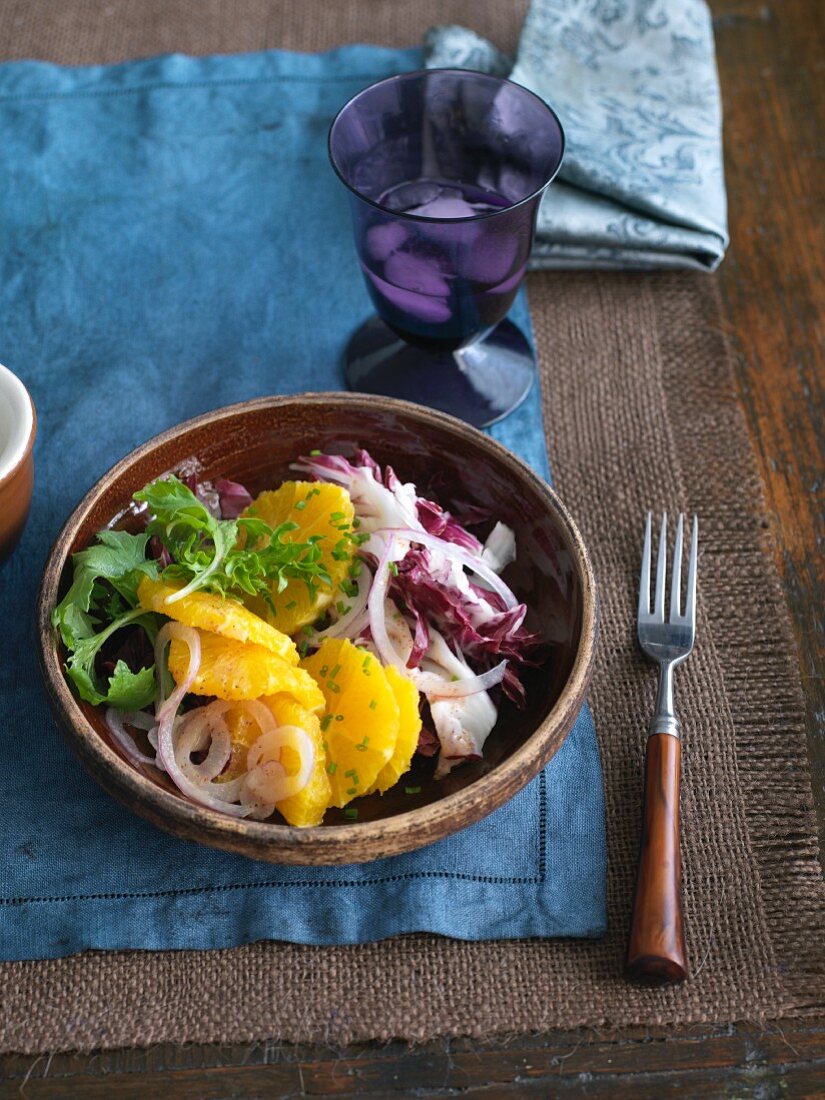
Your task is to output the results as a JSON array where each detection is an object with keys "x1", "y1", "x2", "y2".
[
  {"x1": 174, "y1": 703, "x2": 233, "y2": 783},
  {"x1": 416, "y1": 659, "x2": 508, "y2": 699},
  {"x1": 310, "y1": 566, "x2": 372, "y2": 643},
  {"x1": 153, "y1": 624, "x2": 254, "y2": 817},
  {"x1": 367, "y1": 534, "x2": 507, "y2": 698},
  {"x1": 376, "y1": 526, "x2": 519, "y2": 610},
  {"x1": 367, "y1": 534, "x2": 407, "y2": 669},
  {"x1": 105, "y1": 708, "x2": 157, "y2": 767},
  {"x1": 245, "y1": 724, "x2": 315, "y2": 800}
]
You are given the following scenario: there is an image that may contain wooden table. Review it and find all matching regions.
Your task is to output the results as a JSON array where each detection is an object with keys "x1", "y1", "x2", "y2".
[{"x1": 2, "y1": 0, "x2": 823, "y2": 1094}]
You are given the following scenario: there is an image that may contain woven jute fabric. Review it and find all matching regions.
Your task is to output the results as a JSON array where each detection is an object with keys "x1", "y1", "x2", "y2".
[{"x1": 2, "y1": 0, "x2": 824, "y2": 1056}]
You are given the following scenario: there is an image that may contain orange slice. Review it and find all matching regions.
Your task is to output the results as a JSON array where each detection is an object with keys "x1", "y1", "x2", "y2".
[
  {"x1": 138, "y1": 576, "x2": 298, "y2": 665},
  {"x1": 369, "y1": 665, "x2": 422, "y2": 794},
  {"x1": 243, "y1": 481, "x2": 356, "y2": 635},
  {"x1": 301, "y1": 637, "x2": 399, "y2": 808},
  {"x1": 168, "y1": 630, "x2": 323, "y2": 711},
  {"x1": 219, "y1": 695, "x2": 331, "y2": 827}
]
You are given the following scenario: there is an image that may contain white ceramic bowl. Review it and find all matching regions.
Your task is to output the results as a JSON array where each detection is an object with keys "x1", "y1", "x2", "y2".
[{"x1": 0, "y1": 362, "x2": 36, "y2": 560}]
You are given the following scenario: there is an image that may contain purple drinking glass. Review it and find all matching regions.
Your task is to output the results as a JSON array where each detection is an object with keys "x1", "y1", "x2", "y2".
[{"x1": 328, "y1": 69, "x2": 564, "y2": 427}]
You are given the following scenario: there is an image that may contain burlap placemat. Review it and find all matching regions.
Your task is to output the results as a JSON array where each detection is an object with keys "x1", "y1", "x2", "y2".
[{"x1": 1, "y1": 0, "x2": 823, "y2": 1056}]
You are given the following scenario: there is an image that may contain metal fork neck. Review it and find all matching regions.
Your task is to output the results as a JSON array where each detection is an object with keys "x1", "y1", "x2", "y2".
[{"x1": 649, "y1": 662, "x2": 681, "y2": 740}]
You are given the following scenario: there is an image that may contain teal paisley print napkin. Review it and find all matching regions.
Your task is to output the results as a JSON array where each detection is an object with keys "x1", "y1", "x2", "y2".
[{"x1": 427, "y1": 0, "x2": 728, "y2": 271}]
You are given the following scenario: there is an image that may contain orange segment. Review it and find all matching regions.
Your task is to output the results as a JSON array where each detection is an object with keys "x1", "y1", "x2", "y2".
[
  {"x1": 264, "y1": 694, "x2": 331, "y2": 827},
  {"x1": 220, "y1": 695, "x2": 330, "y2": 827},
  {"x1": 138, "y1": 576, "x2": 298, "y2": 665},
  {"x1": 243, "y1": 481, "x2": 356, "y2": 635},
  {"x1": 369, "y1": 665, "x2": 422, "y2": 794},
  {"x1": 301, "y1": 638, "x2": 399, "y2": 808},
  {"x1": 168, "y1": 630, "x2": 323, "y2": 711}
]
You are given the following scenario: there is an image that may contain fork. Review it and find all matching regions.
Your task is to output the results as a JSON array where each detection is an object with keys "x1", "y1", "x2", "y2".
[{"x1": 626, "y1": 512, "x2": 698, "y2": 983}]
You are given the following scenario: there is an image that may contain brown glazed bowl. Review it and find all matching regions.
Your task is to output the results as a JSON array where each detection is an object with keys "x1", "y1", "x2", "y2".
[
  {"x1": 0, "y1": 362, "x2": 36, "y2": 562},
  {"x1": 38, "y1": 394, "x2": 597, "y2": 864}
]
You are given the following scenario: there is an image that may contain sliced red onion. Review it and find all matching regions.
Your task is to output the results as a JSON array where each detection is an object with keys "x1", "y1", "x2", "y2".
[
  {"x1": 239, "y1": 775, "x2": 276, "y2": 821},
  {"x1": 174, "y1": 704, "x2": 233, "y2": 783},
  {"x1": 119, "y1": 709, "x2": 158, "y2": 731},
  {"x1": 310, "y1": 566, "x2": 372, "y2": 643},
  {"x1": 105, "y1": 708, "x2": 157, "y2": 767},
  {"x1": 154, "y1": 622, "x2": 200, "y2": 715},
  {"x1": 414, "y1": 659, "x2": 507, "y2": 699},
  {"x1": 245, "y1": 723, "x2": 315, "y2": 800},
  {"x1": 377, "y1": 527, "x2": 519, "y2": 610},
  {"x1": 367, "y1": 534, "x2": 407, "y2": 670},
  {"x1": 366, "y1": 533, "x2": 506, "y2": 696},
  {"x1": 153, "y1": 624, "x2": 253, "y2": 818}
]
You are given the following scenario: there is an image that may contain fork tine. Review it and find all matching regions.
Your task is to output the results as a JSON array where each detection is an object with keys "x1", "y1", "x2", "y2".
[
  {"x1": 685, "y1": 515, "x2": 698, "y2": 627},
  {"x1": 669, "y1": 513, "x2": 684, "y2": 622},
  {"x1": 638, "y1": 512, "x2": 652, "y2": 620},
  {"x1": 653, "y1": 512, "x2": 667, "y2": 621}
]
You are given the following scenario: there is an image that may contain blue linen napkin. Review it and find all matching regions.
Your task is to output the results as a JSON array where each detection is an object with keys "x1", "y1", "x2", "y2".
[
  {"x1": 426, "y1": 0, "x2": 728, "y2": 270},
  {"x1": 0, "y1": 45, "x2": 606, "y2": 961}
]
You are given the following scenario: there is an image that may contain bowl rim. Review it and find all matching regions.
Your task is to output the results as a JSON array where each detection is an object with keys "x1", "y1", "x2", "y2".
[
  {"x1": 37, "y1": 392, "x2": 598, "y2": 862},
  {"x1": 0, "y1": 362, "x2": 36, "y2": 486}
]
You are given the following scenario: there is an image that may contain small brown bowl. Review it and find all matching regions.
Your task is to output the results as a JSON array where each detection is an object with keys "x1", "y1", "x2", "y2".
[
  {"x1": 37, "y1": 394, "x2": 597, "y2": 864},
  {"x1": 0, "y1": 363, "x2": 36, "y2": 562}
]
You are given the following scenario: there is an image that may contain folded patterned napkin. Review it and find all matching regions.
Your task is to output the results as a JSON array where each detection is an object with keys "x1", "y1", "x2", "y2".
[
  {"x1": 0, "y1": 44, "x2": 605, "y2": 960},
  {"x1": 426, "y1": 0, "x2": 728, "y2": 270}
]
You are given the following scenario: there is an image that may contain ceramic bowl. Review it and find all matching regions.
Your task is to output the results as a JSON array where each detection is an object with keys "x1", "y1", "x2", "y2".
[
  {"x1": 0, "y1": 362, "x2": 36, "y2": 562},
  {"x1": 38, "y1": 394, "x2": 597, "y2": 864}
]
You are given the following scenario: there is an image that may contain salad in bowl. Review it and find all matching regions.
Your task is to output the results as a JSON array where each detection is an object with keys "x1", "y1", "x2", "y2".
[
  {"x1": 39, "y1": 393, "x2": 596, "y2": 863},
  {"x1": 52, "y1": 449, "x2": 539, "y2": 827}
]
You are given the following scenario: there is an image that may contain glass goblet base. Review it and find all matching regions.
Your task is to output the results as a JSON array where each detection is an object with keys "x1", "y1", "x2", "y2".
[{"x1": 344, "y1": 315, "x2": 535, "y2": 429}]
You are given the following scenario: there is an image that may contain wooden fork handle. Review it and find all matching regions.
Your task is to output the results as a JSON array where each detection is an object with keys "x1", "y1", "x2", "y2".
[{"x1": 626, "y1": 732, "x2": 688, "y2": 983}]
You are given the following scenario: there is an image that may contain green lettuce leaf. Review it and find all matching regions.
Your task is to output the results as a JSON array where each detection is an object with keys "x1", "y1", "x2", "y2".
[{"x1": 63, "y1": 607, "x2": 158, "y2": 709}]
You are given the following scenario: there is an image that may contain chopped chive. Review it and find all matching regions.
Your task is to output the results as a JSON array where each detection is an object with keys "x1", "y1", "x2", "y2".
[
  {"x1": 319, "y1": 665, "x2": 329, "y2": 678},
  {"x1": 327, "y1": 681, "x2": 341, "y2": 694},
  {"x1": 327, "y1": 761, "x2": 337, "y2": 775},
  {"x1": 450, "y1": 674, "x2": 460, "y2": 682},
  {"x1": 309, "y1": 487, "x2": 322, "y2": 497},
  {"x1": 368, "y1": 699, "x2": 377, "y2": 710},
  {"x1": 405, "y1": 786, "x2": 421, "y2": 795},
  {"x1": 320, "y1": 714, "x2": 333, "y2": 732},
  {"x1": 331, "y1": 511, "x2": 345, "y2": 521},
  {"x1": 336, "y1": 601, "x2": 349, "y2": 615},
  {"x1": 388, "y1": 561, "x2": 398, "y2": 576},
  {"x1": 285, "y1": 600, "x2": 297, "y2": 610},
  {"x1": 335, "y1": 714, "x2": 344, "y2": 722},
  {"x1": 349, "y1": 559, "x2": 363, "y2": 578},
  {"x1": 298, "y1": 640, "x2": 309, "y2": 658},
  {"x1": 346, "y1": 787, "x2": 358, "y2": 797},
  {"x1": 294, "y1": 499, "x2": 308, "y2": 511},
  {"x1": 309, "y1": 449, "x2": 322, "y2": 456},
  {"x1": 329, "y1": 664, "x2": 341, "y2": 679},
  {"x1": 352, "y1": 518, "x2": 361, "y2": 529},
  {"x1": 345, "y1": 807, "x2": 358, "y2": 820}
]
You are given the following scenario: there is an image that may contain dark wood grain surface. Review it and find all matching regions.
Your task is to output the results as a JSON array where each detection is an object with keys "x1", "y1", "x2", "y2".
[{"x1": 1, "y1": 0, "x2": 823, "y2": 1094}]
